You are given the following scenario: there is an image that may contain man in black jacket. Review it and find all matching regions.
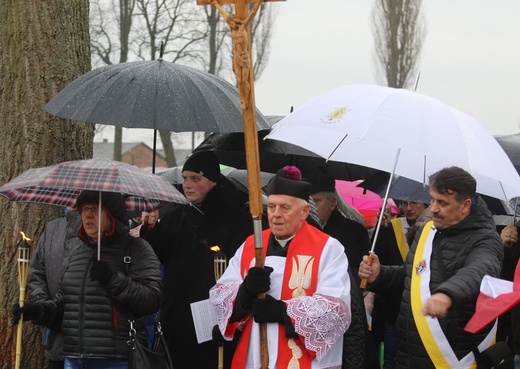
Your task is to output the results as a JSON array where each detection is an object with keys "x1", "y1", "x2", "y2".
[
  {"x1": 359, "y1": 166, "x2": 504, "y2": 369},
  {"x1": 305, "y1": 172, "x2": 377, "y2": 369},
  {"x1": 141, "y1": 151, "x2": 254, "y2": 369},
  {"x1": 305, "y1": 172, "x2": 371, "y2": 280}
]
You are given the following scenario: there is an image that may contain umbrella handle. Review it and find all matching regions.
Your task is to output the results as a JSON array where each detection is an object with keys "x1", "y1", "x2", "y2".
[{"x1": 360, "y1": 254, "x2": 373, "y2": 289}]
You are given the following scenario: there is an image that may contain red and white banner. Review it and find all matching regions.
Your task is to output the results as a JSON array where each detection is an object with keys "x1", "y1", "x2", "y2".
[{"x1": 464, "y1": 261, "x2": 520, "y2": 334}]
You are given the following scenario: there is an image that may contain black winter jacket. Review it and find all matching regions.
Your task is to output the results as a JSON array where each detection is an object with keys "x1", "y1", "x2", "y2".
[
  {"x1": 141, "y1": 185, "x2": 254, "y2": 369},
  {"x1": 368, "y1": 197, "x2": 504, "y2": 369},
  {"x1": 37, "y1": 219, "x2": 162, "y2": 360}
]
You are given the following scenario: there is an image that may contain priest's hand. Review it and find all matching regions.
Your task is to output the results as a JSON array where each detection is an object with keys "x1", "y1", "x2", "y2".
[
  {"x1": 252, "y1": 295, "x2": 286, "y2": 324},
  {"x1": 243, "y1": 266, "x2": 273, "y2": 296}
]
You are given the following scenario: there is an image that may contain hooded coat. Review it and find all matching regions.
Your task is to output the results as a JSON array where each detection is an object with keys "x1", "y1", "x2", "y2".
[{"x1": 368, "y1": 197, "x2": 504, "y2": 369}]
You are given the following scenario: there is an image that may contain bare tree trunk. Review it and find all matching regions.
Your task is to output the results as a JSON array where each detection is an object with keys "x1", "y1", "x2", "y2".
[
  {"x1": 113, "y1": 0, "x2": 136, "y2": 161},
  {"x1": 114, "y1": 127, "x2": 123, "y2": 161},
  {"x1": 207, "y1": 5, "x2": 220, "y2": 75},
  {"x1": 159, "y1": 130, "x2": 177, "y2": 167},
  {"x1": 0, "y1": 0, "x2": 92, "y2": 367}
]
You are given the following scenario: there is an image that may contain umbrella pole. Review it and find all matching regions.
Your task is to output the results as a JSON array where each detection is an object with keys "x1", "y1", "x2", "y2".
[
  {"x1": 361, "y1": 149, "x2": 400, "y2": 289},
  {"x1": 98, "y1": 194, "x2": 102, "y2": 260},
  {"x1": 152, "y1": 129, "x2": 157, "y2": 174}
]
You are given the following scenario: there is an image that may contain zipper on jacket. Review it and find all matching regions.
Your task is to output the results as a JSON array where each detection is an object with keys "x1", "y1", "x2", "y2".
[{"x1": 78, "y1": 255, "x2": 94, "y2": 354}]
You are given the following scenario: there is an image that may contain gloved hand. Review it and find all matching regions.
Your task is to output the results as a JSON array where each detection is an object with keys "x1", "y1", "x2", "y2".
[
  {"x1": 212, "y1": 325, "x2": 225, "y2": 346},
  {"x1": 252, "y1": 295, "x2": 286, "y2": 324},
  {"x1": 12, "y1": 302, "x2": 43, "y2": 324},
  {"x1": 90, "y1": 260, "x2": 114, "y2": 285},
  {"x1": 243, "y1": 266, "x2": 273, "y2": 297}
]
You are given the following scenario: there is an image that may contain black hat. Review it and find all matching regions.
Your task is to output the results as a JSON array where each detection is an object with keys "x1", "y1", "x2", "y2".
[
  {"x1": 267, "y1": 166, "x2": 311, "y2": 201},
  {"x1": 76, "y1": 190, "x2": 128, "y2": 223},
  {"x1": 305, "y1": 173, "x2": 336, "y2": 194},
  {"x1": 182, "y1": 151, "x2": 220, "y2": 183}
]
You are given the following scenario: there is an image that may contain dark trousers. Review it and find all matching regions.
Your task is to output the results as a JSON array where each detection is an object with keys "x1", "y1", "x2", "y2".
[{"x1": 48, "y1": 359, "x2": 65, "y2": 369}]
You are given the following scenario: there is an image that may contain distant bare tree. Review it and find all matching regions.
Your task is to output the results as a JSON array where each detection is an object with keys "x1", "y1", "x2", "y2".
[
  {"x1": 90, "y1": 0, "x2": 209, "y2": 167},
  {"x1": 89, "y1": 0, "x2": 277, "y2": 165},
  {"x1": 133, "y1": 0, "x2": 209, "y2": 167},
  {"x1": 249, "y1": 3, "x2": 276, "y2": 79},
  {"x1": 199, "y1": 2, "x2": 276, "y2": 141},
  {"x1": 371, "y1": 0, "x2": 426, "y2": 88},
  {"x1": 202, "y1": 2, "x2": 276, "y2": 81},
  {"x1": 90, "y1": 0, "x2": 136, "y2": 161}
]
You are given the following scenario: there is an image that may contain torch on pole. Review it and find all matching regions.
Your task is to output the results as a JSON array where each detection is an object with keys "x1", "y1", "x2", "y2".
[
  {"x1": 211, "y1": 246, "x2": 227, "y2": 369},
  {"x1": 15, "y1": 231, "x2": 32, "y2": 369}
]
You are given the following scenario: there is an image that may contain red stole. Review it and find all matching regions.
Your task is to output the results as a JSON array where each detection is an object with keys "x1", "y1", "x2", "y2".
[{"x1": 232, "y1": 222, "x2": 330, "y2": 369}]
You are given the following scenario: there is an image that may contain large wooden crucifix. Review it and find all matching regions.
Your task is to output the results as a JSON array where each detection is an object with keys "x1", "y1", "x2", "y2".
[{"x1": 197, "y1": 0, "x2": 284, "y2": 368}]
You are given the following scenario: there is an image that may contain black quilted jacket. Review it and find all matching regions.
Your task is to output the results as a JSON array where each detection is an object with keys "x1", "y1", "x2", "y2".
[
  {"x1": 38, "y1": 219, "x2": 162, "y2": 360},
  {"x1": 369, "y1": 197, "x2": 504, "y2": 369}
]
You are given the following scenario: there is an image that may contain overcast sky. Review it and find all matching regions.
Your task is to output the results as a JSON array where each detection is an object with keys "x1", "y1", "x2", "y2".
[
  {"x1": 95, "y1": 0, "x2": 520, "y2": 148},
  {"x1": 255, "y1": 0, "x2": 520, "y2": 136}
]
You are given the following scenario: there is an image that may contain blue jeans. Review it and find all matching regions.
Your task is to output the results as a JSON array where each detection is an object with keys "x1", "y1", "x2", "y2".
[
  {"x1": 64, "y1": 358, "x2": 128, "y2": 369},
  {"x1": 515, "y1": 353, "x2": 520, "y2": 369}
]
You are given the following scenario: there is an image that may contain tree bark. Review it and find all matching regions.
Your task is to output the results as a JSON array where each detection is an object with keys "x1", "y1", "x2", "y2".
[
  {"x1": 159, "y1": 130, "x2": 177, "y2": 167},
  {"x1": 0, "y1": 0, "x2": 92, "y2": 367}
]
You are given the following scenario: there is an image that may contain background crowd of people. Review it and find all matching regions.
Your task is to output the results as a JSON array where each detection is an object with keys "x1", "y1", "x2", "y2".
[{"x1": 11, "y1": 154, "x2": 520, "y2": 369}]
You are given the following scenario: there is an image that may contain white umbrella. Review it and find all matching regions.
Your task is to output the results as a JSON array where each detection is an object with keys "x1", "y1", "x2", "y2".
[{"x1": 265, "y1": 84, "x2": 520, "y2": 202}]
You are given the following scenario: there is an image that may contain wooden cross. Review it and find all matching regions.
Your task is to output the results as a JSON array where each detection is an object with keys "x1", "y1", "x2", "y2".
[{"x1": 197, "y1": 1, "x2": 285, "y2": 368}]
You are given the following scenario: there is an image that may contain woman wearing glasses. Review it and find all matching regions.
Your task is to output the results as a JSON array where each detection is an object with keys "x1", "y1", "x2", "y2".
[{"x1": 14, "y1": 190, "x2": 162, "y2": 369}]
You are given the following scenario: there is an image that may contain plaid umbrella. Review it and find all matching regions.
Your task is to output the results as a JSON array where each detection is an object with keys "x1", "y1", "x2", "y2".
[{"x1": 0, "y1": 157, "x2": 187, "y2": 211}]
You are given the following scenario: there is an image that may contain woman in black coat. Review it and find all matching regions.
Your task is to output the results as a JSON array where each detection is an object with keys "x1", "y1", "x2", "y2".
[{"x1": 14, "y1": 191, "x2": 162, "y2": 369}]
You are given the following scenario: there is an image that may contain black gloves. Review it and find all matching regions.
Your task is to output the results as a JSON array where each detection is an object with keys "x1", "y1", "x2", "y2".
[
  {"x1": 212, "y1": 325, "x2": 225, "y2": 346},
  {"x1": 243, "y1": 266, "x2": 273, "y2": 297},
  {"x1": 12, "y1": 302, "x2": 43, "y2": 324},
  {"x1": 90, "y1": 260, "x2": 114, "y2": 285},
  {"x1": 231, "y1": 266, "x2": 273, "y2": 322},
  {"x1": 252, "y1": 295, "x2": 286, "y2": 324}
]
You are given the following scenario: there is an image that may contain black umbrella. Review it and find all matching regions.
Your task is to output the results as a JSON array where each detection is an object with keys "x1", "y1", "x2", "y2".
[
  {"x1": 44, "y1": 59, "x2": 269, "y2": 132},
  {"x1": 157, "y1": 165, "x2": 273, "y2": 210},
  {"x1": 359, "y1": 171, "x2": 513, "y2": 215},
  {"x1": 193, "y1": 116, "x2": 377, "y2": 180},
  {"x1": 495, "y1": 133, "x2": 520, "y2": 174},
  {"x1": 358, "y1": 172, "x2": 431, "y2": 204},
  {"x1": 43, "y1": 49, "x2": 270, "y2": 171}
]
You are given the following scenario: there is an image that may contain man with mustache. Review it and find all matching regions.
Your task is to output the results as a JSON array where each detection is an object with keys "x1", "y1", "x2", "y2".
[{"x1": 359, "y1": 166, "x2": 503, "y2": 369}]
